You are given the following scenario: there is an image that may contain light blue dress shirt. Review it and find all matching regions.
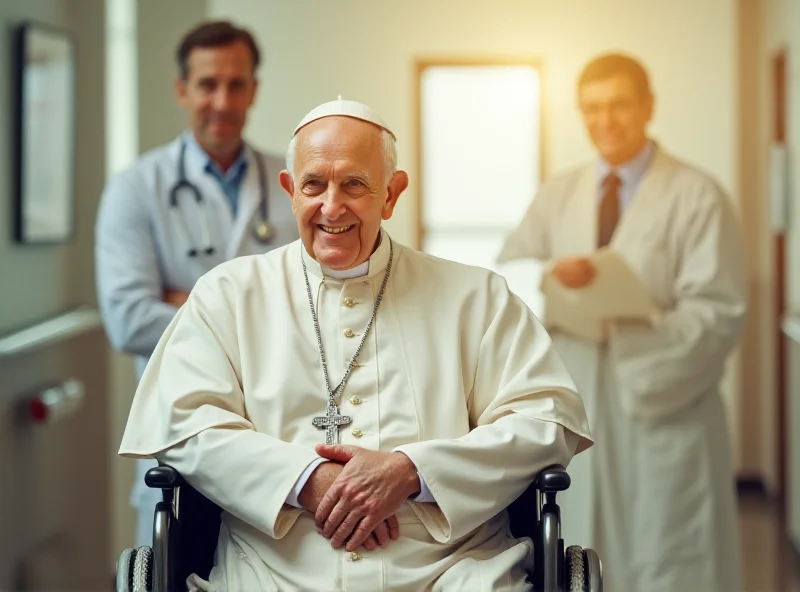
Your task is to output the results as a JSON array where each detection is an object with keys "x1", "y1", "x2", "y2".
[
  {"x1": 184, "y1": 132, "x2": 248, "y2": 216},
  {"x1": 597, "y1": 140, "x2": 655, "y2": 213}
]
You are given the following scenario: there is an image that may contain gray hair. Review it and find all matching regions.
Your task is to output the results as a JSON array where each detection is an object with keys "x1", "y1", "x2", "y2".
[{"x1": 285, "y1": 127, "x2": 398, "y2": 185}]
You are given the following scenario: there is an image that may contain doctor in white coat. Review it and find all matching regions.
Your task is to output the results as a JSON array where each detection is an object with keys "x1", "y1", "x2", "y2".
[
  {"x1": 95, "y1": 20, "x2": 298, "y2": 547},
  {"x1": 498, "y1": 53, "x2": 746, "y2": 591}
]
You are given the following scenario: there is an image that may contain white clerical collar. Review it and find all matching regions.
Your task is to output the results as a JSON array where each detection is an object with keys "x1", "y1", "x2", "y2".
[
  {"x1": 321, "y1": 260, "x2": 369, "y2": 279},
  {"x1": 301, "y1": 228, "x2": 391, "y2": 281}
]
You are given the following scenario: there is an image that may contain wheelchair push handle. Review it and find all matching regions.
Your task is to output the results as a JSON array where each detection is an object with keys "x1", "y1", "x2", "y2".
[
  {"x1": 533, "y1": 464, "x2": 571, "y2": 494},
  {"x1": 145, "y1": 465, "x2": 184, "y2": 489}
]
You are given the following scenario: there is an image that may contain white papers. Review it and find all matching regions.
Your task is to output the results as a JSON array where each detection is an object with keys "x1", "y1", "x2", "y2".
[{"x1": 540, "y1": 248, "x2": 658, "y2": 342}]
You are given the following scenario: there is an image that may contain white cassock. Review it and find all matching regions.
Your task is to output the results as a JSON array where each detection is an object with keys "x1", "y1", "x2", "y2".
[
  {"x1": 118, "y1": 230, "x2": 593, "y2": 592},
  {"x1": 497, "y1": 144, "x2": 746, "y2": 592}
]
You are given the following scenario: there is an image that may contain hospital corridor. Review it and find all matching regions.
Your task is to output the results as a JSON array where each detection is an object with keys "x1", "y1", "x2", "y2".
[{"x1": 2, "y1": 0, "x2": 800, "y2": 590}]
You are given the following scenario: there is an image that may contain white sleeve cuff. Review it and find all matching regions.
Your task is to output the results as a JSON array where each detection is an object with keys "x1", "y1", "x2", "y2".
[
  {"x1": 413, "y1": 473, "x2": 436, "y2": 503},
  {"x1": 285, "y1": 458, "x2": 326, "y2": 508},
  {"x1": 393, "y1": 449, "x2": 436, "y2": 503}
]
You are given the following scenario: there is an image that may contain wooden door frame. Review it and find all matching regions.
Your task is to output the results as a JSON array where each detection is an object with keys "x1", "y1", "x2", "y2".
[
  {"x1": 773, "y1": 48, "x2": 788, "y2": 517},
  {"x1": 412, "y1": 57, "x2": 546, "y2": 250}
]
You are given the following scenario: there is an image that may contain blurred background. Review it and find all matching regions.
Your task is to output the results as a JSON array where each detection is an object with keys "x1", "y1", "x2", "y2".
[{"x1": 0, "y1": 0, "x2": 798, "y2": 589}]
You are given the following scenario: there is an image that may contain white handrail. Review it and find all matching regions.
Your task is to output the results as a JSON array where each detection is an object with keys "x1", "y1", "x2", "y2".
[{"x1": 0, "y1": 307, "x2": 102, "y2": 359}]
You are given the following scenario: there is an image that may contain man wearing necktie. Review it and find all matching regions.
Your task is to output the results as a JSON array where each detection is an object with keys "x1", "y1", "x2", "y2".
[{"x1": 497, "y1": 53, "x2": 746, "y2": 591}]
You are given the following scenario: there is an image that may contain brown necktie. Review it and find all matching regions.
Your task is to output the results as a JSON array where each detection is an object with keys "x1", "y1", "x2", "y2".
[{"x1": 598, "y1": 172, "x2": 621, "y2": 248}]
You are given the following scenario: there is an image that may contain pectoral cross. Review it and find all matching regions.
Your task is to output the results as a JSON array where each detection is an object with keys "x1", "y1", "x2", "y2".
[{"x1": 312, "y1": 400, "x2": 353, "y2": 444}]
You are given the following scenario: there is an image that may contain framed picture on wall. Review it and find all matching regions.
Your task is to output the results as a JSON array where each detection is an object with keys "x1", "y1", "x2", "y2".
[{"x1": 12, "y1": 20, "x2": 77, "y2": 244}]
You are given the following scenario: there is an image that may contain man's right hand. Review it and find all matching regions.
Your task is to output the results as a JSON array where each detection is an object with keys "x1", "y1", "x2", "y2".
[
  {"x1": 299, "y1": 461, "x2": 400, "y2": 551},
  {"x1": 552, "y1": 257, "x2": 596, "y2": 289}
]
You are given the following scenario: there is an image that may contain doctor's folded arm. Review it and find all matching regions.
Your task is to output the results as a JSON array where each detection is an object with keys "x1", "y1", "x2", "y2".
[
  {"x1": 119, "y1": 98, "x2": 594, "y2": 592},
  {"x1": 95, "y1": 20, "x2": 299, "y2": 548},
  {"x1": 497, "y1": 53, "x2": 747, "y2": 592}
]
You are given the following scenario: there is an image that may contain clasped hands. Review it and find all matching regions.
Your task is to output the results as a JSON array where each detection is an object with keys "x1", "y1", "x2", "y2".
[{"x1": 298, "y1": 445, "x2": 421, "y2": 552}]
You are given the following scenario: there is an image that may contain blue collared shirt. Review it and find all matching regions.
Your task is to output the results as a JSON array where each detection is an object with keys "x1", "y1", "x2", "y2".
[
  {"x1": 184, "y1": 132, "x2": 248, "y2": 216},
  {"x1": 597, "y1": 140, "x2": 655, "y2": 213}
]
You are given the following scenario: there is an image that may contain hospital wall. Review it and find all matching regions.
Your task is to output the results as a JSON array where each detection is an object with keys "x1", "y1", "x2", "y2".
[
  {"x1": 0, "y1": 2, "x2": 104, "y2": 334},
  {"x1": 732, "y1": 0, "x2": 800, "y2": 556},
  {"x1": 786, "y1": 0, "x2": 800, "y2": 559},
  {"x1": 747, "y1": 0, "x2": 784, "y2": 539},
  {"x1": 138, "y1": 0, "x2": 210, "y2": 153},
  {"x1": 207, "y1": 0, "x2": 753, "y2": 473},
  {"x1": 761, "y1": 0, "x2": 800, "y2": 557},
  {"x1": 0, "y1": 0, "x2": 110, "y2": 588}
]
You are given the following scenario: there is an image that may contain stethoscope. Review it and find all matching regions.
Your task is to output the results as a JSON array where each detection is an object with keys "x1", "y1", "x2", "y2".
[{"x1": 168, "y1": 139, "x2": 276, "y2": 257}]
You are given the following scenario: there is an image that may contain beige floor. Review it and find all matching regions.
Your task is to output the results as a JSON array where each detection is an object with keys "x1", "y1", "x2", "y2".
[{"x1": 740, "y1": 493, "x2": 800, "y2": 592}]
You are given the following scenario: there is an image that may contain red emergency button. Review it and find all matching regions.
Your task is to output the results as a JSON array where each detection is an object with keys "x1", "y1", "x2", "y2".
[{"x1": 24, "y1": 379, "x2": 85, "y2": 425}]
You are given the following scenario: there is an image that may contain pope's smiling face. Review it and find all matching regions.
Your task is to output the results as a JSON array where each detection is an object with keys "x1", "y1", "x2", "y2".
[{"x1": 280, "y1": 116, "x2": 408, "y2": 270}]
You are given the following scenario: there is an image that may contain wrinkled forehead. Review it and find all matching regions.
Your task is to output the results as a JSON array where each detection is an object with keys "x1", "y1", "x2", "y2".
[
  {"x1": 579, "y1": 74, "x2": 642, "y2": 105},
  {"x1": 295, "y1": 116, "x2": 384, "y2": 175},
  {"x1": 186, "y1": 41, "x2": 255, "y2": 79}
]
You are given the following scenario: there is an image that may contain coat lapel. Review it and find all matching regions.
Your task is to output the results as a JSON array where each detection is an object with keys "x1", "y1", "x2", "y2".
[
  {"x1": 226, "y1": 145, "x2": 262, "y2": 259},
  {"x1": 559, "y1": 163, "x2": 598, "y2": 255},
  {"x1": 182, "y1": 138, "x2": 235, "y2": 250},
  {"x1": 611, "y1": 146, "x2": 674, "y2": 249}
]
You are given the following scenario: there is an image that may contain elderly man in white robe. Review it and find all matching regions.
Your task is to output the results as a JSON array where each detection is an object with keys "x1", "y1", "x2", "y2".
[
  {"x1": 498, "y1": 53, "x2": 746, "y2": 591},
  {"x1": 119, "y1": 97, "x2": 593, "y2": 591}
]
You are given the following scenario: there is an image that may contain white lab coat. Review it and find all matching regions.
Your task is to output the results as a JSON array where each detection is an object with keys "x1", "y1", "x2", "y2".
[
  {"x1": 497, "y1": 145, "x2": 746, "y2": 591},
  {"x1": 95, "y1": 134, "x2": 299, "y2": 546},
  {"x1": 118, "y1": 232, "x2": 593, "y2": 591}
]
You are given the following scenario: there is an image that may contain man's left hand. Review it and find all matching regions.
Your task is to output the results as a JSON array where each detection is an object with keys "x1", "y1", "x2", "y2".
[
  {"x1": 314, "y1": 444, "x2": 420, "y2": 552},
  {"x1": 552, "y1": 256, "x2": 596, "y2": 289},
  {"x1": 163, "y1": 290, "x2": 190, "y2": 308}
]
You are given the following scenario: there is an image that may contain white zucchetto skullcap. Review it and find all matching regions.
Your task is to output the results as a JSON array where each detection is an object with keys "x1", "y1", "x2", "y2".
[{"x1": 292, "y1": 95, "x2": 395, "y2": 140}]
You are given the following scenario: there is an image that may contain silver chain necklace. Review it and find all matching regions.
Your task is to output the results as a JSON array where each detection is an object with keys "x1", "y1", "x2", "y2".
[{"x1": 302, "y1": 238, "x2": 394, "y2": 444}]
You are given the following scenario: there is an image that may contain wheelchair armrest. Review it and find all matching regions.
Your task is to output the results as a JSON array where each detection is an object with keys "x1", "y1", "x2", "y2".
[
  {"x1": 533, "y1": 464, "x2": 571, "y2": 493},
  {"x1": 145, "y1": 465, "x2": 184, "y2": 489}
]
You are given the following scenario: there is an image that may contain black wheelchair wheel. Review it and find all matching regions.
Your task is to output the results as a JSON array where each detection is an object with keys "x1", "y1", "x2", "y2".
[
  {"x1": 565, "y1": 545, "x2": 586, "y2": 592},
  {"x1": 132, "y1": 546, "x2": 154, "y2": 591},
  {"x1": 115, "y1": 548, "x2": 135, "y2": 592},
  {"x1": 584, "y1": 548, "x2": 603, "y2": 592}
]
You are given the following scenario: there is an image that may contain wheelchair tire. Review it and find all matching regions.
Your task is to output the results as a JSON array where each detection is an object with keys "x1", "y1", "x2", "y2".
[
  {"x1": 115, "y1": 548, "x2": 135, "y2": 592},
  {"x1": 584, "y1": 548, "x2": 603, "y2": 592},
  {"x1": 565, "y1": 545, "x2": 586, "y2": 592},
  {"x1": 132, "y1": 546, "x2": 154, "y2": 591}
]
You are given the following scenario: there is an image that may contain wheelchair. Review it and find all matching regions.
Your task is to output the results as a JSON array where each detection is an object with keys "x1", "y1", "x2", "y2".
[{"x1": 116, "y1": 464, "x2": 602, "y2": 592}]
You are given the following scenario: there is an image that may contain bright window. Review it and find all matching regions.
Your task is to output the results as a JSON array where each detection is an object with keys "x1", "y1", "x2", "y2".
[{"x1": 418, "y1": 62, "x2": 544, "y2": 314}]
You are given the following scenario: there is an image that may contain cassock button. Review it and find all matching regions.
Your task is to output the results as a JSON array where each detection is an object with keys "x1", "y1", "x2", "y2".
[
  {"x1": 349, "y1": 396, "x2": 362, "y2": 405},
  {"x1": 351, "y1": 428, "x2": 363, "y2": 438},
  {"x1": 343, "y1": 297, "x2": 355, "y2": 307},
  {"x1": 343, "y1": 328, "x2": 355, "y2": 338},
  {"x1": 349, "y1": 552, "x2": 362, "y2": 562}
]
